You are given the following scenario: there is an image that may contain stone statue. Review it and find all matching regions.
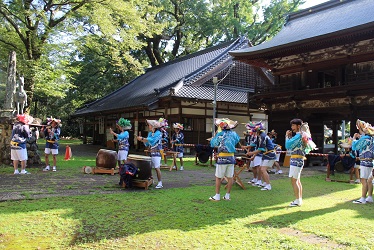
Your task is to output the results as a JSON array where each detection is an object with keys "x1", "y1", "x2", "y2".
[{"x1": 13, "y1": 76, "x2": 27, "y2": 115}]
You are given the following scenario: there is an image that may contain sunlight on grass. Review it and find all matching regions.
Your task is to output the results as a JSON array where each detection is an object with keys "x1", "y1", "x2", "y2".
[{"x1": 0, "y1": 177, "x2": 373, "y2": 249}]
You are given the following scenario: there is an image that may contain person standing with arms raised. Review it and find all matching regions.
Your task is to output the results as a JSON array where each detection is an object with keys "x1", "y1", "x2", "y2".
[{"x1": 286, "y1": 118, "x2": 316, "y2": 207}]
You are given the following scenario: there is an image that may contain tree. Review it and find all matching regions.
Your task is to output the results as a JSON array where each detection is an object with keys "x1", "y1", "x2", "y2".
[
  {"x1": 138, "y1": 0, "x2": 305, "y2": 66},
  {"x1": 0, "y1": 0, "x2": 161, "y2": 114}
]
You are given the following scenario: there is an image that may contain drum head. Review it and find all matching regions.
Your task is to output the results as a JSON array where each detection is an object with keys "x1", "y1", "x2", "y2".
[
  {"x1": 334, "y1": 161, "x2": 344, "y2": 172},
  {"x1": 198, "y1": 151, "x2": 210, "y2": 163},
  {"x1": 84, "y1": 166, "x2": 92, "y2": 174},
  {"x1": 128, "y1": 154, "x2": 151, "y2": 161}
]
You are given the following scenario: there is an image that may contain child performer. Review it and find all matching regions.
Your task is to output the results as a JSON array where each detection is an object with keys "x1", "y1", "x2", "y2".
[
  {"x1": 285, "y1": 119, "x2": 316, "y2": 206},
  {"x1": 110, "y1": 118, "x2": 131, "y2": 166},
  {"x1": 352, "y1": 119, "x2": 374, "y2": 204},
  {"x1": 209, "y1": 118, "x2": 240, "y2": 201},
  {"x1": 137, "y1": 119, "x2": 163, "y2": 189},
  {"x1": 246, "y1": 121, "x2": 276, "y2": 191},
  {"x1": 171, "y1": 123, "x2": 185, "y2": 171},
  {"x1": 42, "y1": 117, "x2": 61, "y2": 172},
  {"x1": 269, "y1": 130, "x2": 282, "y2": 174},
  {"x1": 10, "y1": 114, "x2": 32, "y2": 174},
  {"x1": 241, "y1": 123, "x2": 257, "y2": 183},
  {"x1": 158, "y1": 118, "x2": 169, "y2": 166}
]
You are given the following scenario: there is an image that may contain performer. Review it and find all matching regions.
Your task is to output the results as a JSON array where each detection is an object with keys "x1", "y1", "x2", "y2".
[
  {"x1": 352, "y1": 119, "x2": 374, "y2": 204},
  {"x1": 269, "y1": 130, "x2": 283, "y2": 174},
  {"x1": 171, "y1": 123, "x2": 185, "y2": 171},
  {"x1": 110, "y1": 118, "x2": 131, "y2": 166},
  {"x1": 241, "y1": 124, "x2": 258, "y2": 183},
  {"x1": 246, "y1": 121, "x2": 276, "y2": 191},
  {"x1": 158, "y1": 118, "x2": 169, "y2": 166},
  {"x1": 42, "y1": 117, "x2": 61, "y2": 172},
  {"x1": 285, "y1": 118, "x2": 316, "y2": 206},
  {"x1": 209, "y1": 118, "x2": 240, "y2": 201},
  {"x1": 10, "y1": 114, "x2": 32, "y2": 174},
  {"x1": 137, "y1": 119, "x2": 163, "y2": 189}
]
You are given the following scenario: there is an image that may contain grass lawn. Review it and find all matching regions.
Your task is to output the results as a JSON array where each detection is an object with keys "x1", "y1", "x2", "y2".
[{"x1": 0, "y1": 140, "x2": 373, "y2": 249}]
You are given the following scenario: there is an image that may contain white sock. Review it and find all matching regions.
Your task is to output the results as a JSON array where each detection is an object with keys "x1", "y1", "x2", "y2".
[
  {"x1": 214, "y1": 194, "x2": 220, "y2": 200},
  {"x1": 225, "y1": 193, "x2": 230, "y2": 199},
  {"x1": 158, "y1": 181, "x2": 162, "y2": 185}
]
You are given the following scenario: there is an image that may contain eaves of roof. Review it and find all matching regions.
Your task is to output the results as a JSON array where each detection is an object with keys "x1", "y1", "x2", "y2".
[
  {"x1": 229, "y1": 0, "x2": 374, "y2": 60},
  {"x1": 74, "y1": 37, "x2": 250, "y2": 116}
]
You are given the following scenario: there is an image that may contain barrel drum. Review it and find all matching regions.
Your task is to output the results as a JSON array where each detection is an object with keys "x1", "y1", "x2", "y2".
[
  {"x1": 127, "y1": 154, "x2": 152, "y2": 180},
  {"x1": 96, "y1": 149, "x2": 118, "y2": 169}
]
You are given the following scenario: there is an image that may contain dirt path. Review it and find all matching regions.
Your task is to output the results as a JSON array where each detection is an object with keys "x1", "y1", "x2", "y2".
[{"x1": 0, "y1": 144, "x2": 327, "y2": 201}]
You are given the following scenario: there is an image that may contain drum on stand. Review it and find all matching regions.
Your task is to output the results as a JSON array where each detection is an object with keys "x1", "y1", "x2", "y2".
[
  {"x1": 96, "y1": 149, "x2": 118, "y2": 169},
  {"x1": 128, "y1": 154, "x2": 152, "y2": 180}
]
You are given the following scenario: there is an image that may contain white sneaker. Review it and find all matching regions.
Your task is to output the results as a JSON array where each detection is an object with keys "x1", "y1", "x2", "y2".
[
  {"x1": 366, "y1": 197, "x2": 373, "y2": 203},
  {"x1": 261, "y1": 184, "x2": 271, "y2": 191},
  {"x1": 253, "y1": 180, "x2": 262, "y2": 187},
  {"x1": 276, "y1": 170, "x2": 283, "y2": 174},
  {"x1": 248, "y1": 178, "x2": 257, "y2": 184},
  {"x1": 43, "y1": 166, "x2": 50, "y2": 171},
  {"x1": 52, "y1": 166, "x2": 57, "y2": 172},
  {"x1": 355, "y1": 179, "x2": 360, "y2": 184},
  {"x1": 180, "y1": 166, "x2": 184, "y2": 171},
  {"x1": 14, "y1": 169, "x2": 20, "y2": 175},
  {"x1": 353, "y1": 199, "x2": 366, "y2": 204},
  {"x1": 155, "y1": 183, "x2": 163, "y2": 189},
  {"x1": 20, "y1": 170, "x2": 30, "y2": 174},
  {"x1": 172, "y1": 166, "x2": 176, "y2": 169},
  {"x1": 289, "y1": 200, "x2": 301, "y2": 207}
]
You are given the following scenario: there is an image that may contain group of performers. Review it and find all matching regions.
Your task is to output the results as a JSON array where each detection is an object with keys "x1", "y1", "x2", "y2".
[
  {"x1": 11, "y1": 112, "x2": 374, "y2": 205},
  {"x1": 109, "y1": 117, "x2": 185, "y2": 189},
  {"x1": 11, "y1": 114, "x2": 61, "y2": 174},
  {"x1": 209, "y1": 117, "x2": 316, "y2": 207},
  {"x1": 209, "y1": 116, "x2": 374, "y2": 206}
]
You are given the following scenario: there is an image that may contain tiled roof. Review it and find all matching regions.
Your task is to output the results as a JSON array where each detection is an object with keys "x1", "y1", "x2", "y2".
[
  {"x1": 230, "y1": 0, "x2": 374, "y2": 58},
  {"x1": 74, "y1": 37, "x2": 266, "y2": 116}
]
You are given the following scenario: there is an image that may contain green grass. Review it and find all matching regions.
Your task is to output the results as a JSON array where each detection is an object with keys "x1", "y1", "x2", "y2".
[
  {"x1": 0, "y1": 174, "x2": 373, "y2": 249},
  {"x1": 1, "y1": 140, "x2": 373, "y2": 249}
]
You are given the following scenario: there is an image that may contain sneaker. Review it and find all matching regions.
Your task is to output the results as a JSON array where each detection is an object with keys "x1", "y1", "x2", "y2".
[
  {"x1": 366, "y1": 197, "x2": 373, "y2": 203},
  {"x1": 289, "y1": 201, "x2": 301, "y2": 207},
  {"x1": 180, "y1": 166, "x2": 184, "y2": 171},
  {"x1": 14, "y1": 169, "x2": 20, "y2": 175},
  {"x1": 248, "y1": 178, "x2": 257, "y2": 184},
  {"x1": 276, "y1": 170, "x2": 283, "y2": 174},
  {"x1": 155, "y1": 183, "x2": 163, "y2": 189},
  {"x1": 52, "y1": 166, "x2": 57, "y2": 172},
  {"x1": 355, "y1": 179, "x2": 360, "y2": 184},
  {"x1": 209, "y1": 196, "x2": 220, "y2": 201},
  {"x1": 261, "y1": 184, "x2": 271, "y2": 191},
  {"x1": 43, "y1": 166, "x2": 50, "y2": 171},
  {"x1": 172, "y1": 166, "x2": 176, "y2": 170},
  {"x1": 20, "y1": 170, "x2": 30, "y2": 174},
  {"x1": 352, "y1": 199, "x2": 366, "y2": 204},
  {"x1": 223, "y1": 196, "x2": 231, "y2": 201}
]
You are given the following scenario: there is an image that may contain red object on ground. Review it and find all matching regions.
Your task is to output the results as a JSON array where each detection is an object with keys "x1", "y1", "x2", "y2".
[{"x1": 64, "y1": 145, "x2": 72, "y2": 160}]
